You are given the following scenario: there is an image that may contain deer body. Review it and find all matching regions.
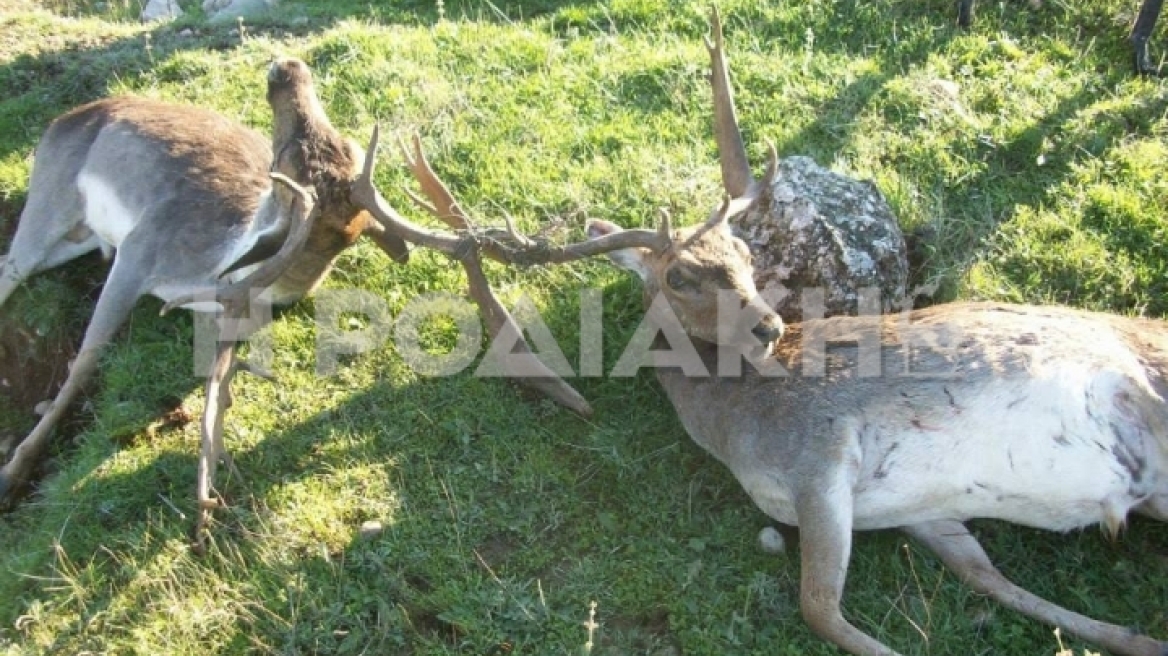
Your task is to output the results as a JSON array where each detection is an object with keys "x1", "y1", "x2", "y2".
[
  {"x1": 660, "y1": 303, "x2": 1168, "y2": 537},
  {"x1": 0, "y1": 59, "x2": 412, "y2": 545},
  {"x1": 0, "y1": 97, "x2": 313, "y2": 310},
  {"x1": 591, "y1": 220, "x2": 1168, "y2": 656},
  {"x1": 573, "y1": 11, "x2": 1168, "y2": 655}
]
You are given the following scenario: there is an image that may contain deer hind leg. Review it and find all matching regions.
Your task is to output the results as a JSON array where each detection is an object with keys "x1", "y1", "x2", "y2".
[
  {"x1": 0, "y1": 251, "x2": 144, "y2": 504},
  {"x1": 1131, "y1": 0, "x2": 1165, "y2": 76},
  {"x1": 904, "y1": 520, "x2": 1168, "y2": 656},
  {"x1": 0, "y1": 198, "x2": 97, "y2": 309},
  {"x1": 956, "y1": 0, "x2": 975, "y2": 27},
  {"x1": 795, "y1": 477, "x2": 904, "y2": 656}
]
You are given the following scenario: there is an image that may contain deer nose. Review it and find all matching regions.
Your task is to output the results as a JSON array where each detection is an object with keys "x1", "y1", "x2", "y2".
[{"x1": 752, "y1": 318, "x2": 784, "y2": 343}]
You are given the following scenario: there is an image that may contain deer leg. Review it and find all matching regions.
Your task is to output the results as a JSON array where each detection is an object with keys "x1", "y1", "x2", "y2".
[
  {"x1": 194, "y1": 339, "x2": 239, "y2": 547},
  {"x1": 705, "y1": 7, "x2": 753, "y2": 198},
  {"x1": 0, "y1": 255, "x2": 143, "y2": 504},
  {"x1": 904, "y1": 520, "x2": 1168, "y2": 656},
  {"x1": 795, "y1": 482, "x2": 904, "y2": 656},
  {"x1": 957, "y1": 0, "x2": 975, "y2": 28},
  {"x1": 1132, "y1": 0, "x2": 1164, "y2": 76}
]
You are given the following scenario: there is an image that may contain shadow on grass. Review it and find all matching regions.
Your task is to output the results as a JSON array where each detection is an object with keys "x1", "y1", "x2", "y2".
[{"x1": 15, "y1": 353, "x2": 1167, "y2": 653}]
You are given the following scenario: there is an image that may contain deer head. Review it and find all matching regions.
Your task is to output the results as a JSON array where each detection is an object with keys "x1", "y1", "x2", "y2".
[{"x1": 585, "y1": 200, "x2": 784, "y2": 354}]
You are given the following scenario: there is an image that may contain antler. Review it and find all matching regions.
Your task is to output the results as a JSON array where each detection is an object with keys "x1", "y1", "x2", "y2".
[
  {"x1": 706, "y1": 6, "x2": 752, "y2": 199},
  {"x1": 353, "y1": 127, "x2": 672, "y2": 266},
  {"x1": 350, "y1": 127, "x2": 689, "y2": 417}
]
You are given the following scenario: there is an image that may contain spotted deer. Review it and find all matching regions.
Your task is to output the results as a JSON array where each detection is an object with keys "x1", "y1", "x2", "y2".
[{"x1": 359, "y1": 10, "x2": 1167, "y2": 655}]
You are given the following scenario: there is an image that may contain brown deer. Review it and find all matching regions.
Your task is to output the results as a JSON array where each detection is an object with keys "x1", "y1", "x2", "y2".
[
  {"x1": 0, "y1": 58, "x2": 595, "y2": 545},
  {"x1": 349, "y1": 10, "x2": 1167, "y2": 655},
  {"x1": 0, "y1": 59, "x2": 396, "y2": 540}
]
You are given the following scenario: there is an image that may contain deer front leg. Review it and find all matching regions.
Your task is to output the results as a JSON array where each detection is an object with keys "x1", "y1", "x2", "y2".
[
  {"x1": 904, "y1": 520, "x2": 1168, "y2": 656},
  {"x1": 795, "y1": 480, "x2": 903, "y2": 656},
  {"x1": 194, "y1": 340, "x2": 239, "y2": 547},
  {"x1": 0, "y1": 348, "x2": 102, "y2": 504}
]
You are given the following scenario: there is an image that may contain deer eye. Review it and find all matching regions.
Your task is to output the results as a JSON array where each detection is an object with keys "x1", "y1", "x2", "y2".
[{"x1": 666, "y1": 266, "x2": 700, "y2": 292}]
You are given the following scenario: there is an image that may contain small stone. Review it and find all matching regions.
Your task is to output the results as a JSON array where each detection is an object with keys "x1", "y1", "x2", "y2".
[
  {"x1": 178, "y1": 28, "x2": 194, "y2": 37},
  {"x1": 359, "y1": 520, "x2": 383, "y2": 538},
  {"x1": 204, "y1": 0, "x2": 279, "y2": 23},
  {"x1": 33, "y1": 400, "x2": 51, "y2": 416},
  {"x1": 758, "y1": 526, "x2": 786, "y2": 554},
  {"x1": 140, "y1": 0, "x2": 183, "y2": 22}
]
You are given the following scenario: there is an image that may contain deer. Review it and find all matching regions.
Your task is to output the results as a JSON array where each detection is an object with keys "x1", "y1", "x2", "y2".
[
  {"x1": 955, "y1": 0, "x2": 1163, "y2": 76},
  {"x1": 0, "y1": 59, "x2": 401, "y2": 541},
  {"x1": 0, "y1": 57, "x2": 595, "y2": 546},
  {"x1": 346, "y1": 9, "x2": 1167, "y2": 655}
]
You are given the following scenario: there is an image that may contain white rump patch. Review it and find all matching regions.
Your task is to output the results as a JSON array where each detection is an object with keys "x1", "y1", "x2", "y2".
[{"x1": 77, "y1": 172, "x2": 137, "y2": 250}]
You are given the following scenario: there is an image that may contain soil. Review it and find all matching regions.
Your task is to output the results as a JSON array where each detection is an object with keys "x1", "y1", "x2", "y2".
[{"x1": 0, "y1": 196, "x2": 101, "y2": 464}]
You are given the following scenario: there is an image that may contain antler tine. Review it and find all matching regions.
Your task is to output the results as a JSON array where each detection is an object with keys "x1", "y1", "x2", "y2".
[
  {"x1": 657, "y1": 208, "x2": 673, "y2": 242},
  {"x1": 350, "y1": 125, "x2": 469, "y2": 257},
  {"x1": 401, "y1": 133, "x2": 473, "y2": 231},
  {"x1": 707, "y1": 192, "x2": 760, "y2": 227},
  {"x1": 160, "y1": 172, "x2": 317, "y2": 315},
  {"x1": 705, "y1": 5, "x2": 753, "y2": 199}
]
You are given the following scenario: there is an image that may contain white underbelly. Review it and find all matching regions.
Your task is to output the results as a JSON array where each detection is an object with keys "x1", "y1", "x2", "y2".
[
  {"x1": 851, "y1": 376, "x2": 1150, "y2": 532},
  {"x1": 736, "y1": 371, "x2": 1158, "y2": 534}
]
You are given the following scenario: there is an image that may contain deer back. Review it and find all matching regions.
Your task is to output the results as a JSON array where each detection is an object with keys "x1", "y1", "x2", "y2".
[{"x1": 20, "y1": 98, "x2": 296, "y2": 294}]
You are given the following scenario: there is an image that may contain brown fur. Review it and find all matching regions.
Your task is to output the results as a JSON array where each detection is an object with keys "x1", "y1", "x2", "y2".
[{"x1": 266, "y1": 58, "x2": 408, "y2": 290}]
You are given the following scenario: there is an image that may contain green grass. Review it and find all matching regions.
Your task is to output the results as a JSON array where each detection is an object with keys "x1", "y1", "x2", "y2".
[{"x1": 1, "y1": 0, "x2": 1167, "y2": 654}]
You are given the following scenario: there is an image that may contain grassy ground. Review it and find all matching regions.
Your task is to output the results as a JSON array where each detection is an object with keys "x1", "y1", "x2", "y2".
[{"x1": 1, "y1": 0, "x2": 1167, "y2": 654}]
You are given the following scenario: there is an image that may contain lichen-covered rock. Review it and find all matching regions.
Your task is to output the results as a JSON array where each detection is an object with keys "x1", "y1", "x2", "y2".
[{"x1": 732, "y1": 156, "x2": 908, "y2": 322}]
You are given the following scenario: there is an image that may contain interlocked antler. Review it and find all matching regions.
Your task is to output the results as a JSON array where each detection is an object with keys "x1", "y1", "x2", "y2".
[{"x1": 351, "y1": 126, "x2": 678, "y2": 417}]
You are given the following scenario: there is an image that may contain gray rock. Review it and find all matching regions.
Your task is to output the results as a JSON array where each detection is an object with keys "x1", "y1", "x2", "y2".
[
  {"x1": 203, "y1": 0, "x2": 278, "y2": 23},
  {"x1": 141, "y1": 0, "x2": 183, "y2": 22},
  {"x1": 732, "y1": 156, "x2": 908, "y2": 322}
]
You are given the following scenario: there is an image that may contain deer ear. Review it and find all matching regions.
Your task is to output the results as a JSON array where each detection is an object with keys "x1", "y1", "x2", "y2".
[{"x1": 586, "y1": 219, "x2": 651, "y2": 281}]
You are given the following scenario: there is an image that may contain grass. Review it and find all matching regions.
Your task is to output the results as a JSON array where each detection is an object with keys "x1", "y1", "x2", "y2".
[{"x1": 1, "y1": 0, "x2": 1167, "y2": 654}]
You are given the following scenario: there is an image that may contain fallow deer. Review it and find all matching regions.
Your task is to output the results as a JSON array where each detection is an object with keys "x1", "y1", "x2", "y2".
[
  {"x1": 0, "y1": 60, "x2": 392, "y2": 541},
  {"x1": 0, "y1": 57, "x2": 595, "y2": 546},
  {"x1": 355, "y1": 10, "x2": 1168, "y2": 655}
]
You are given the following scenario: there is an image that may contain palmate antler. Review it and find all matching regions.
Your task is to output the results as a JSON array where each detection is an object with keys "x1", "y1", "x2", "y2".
[{"x1": 350, "y1": 126, "x2": 679, "y2": 418}]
